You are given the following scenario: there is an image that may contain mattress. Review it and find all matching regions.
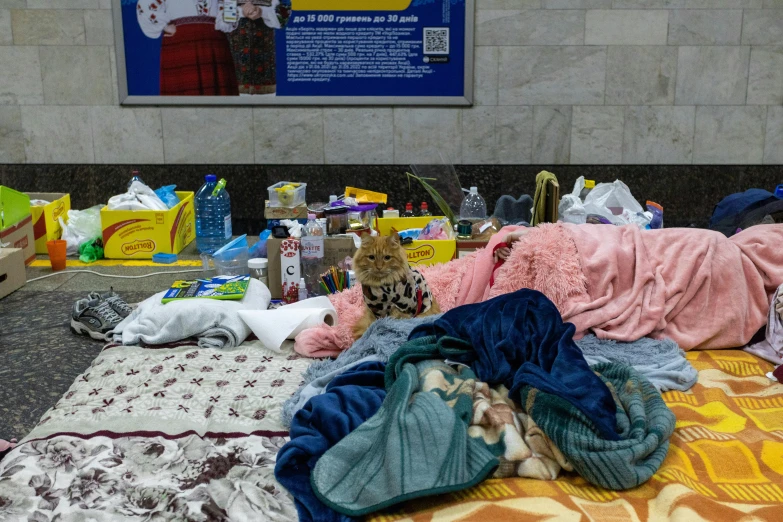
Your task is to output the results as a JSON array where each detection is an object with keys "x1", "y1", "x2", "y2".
[
  {"x1": 369, "y1": 350, "x2": 783, "y2": 521},
  {"x1": 1, "y1": 347, "x2": 780, "y2": 521}
]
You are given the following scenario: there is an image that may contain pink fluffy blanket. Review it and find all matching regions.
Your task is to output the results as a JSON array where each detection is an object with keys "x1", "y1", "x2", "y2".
[{"x1": 295, "y1": 223, "x2": 783, "y2": 356}]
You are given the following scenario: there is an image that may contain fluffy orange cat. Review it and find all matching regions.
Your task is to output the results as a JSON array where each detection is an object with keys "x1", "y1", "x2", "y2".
[{"x1": 352, "y1": 232, "x2": 440, "y2": 339}]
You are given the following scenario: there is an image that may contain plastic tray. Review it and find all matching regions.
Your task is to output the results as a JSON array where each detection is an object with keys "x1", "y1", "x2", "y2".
[{"x1": 267, "y1": 182, "x2": 307, "y2": 208}]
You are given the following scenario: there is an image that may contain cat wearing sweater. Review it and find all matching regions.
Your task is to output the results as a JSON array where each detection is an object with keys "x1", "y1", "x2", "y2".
[{"x1": 352, "y1": 232, "x2": 440, "y2": 339}]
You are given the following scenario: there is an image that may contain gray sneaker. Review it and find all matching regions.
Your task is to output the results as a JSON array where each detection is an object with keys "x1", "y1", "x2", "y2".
[
  {"x1": 88, "y1": 288, "x2": 133, "y2": 318},
  {"x1": 71, "y1": 298, "x2": 124, "y2": 341}
]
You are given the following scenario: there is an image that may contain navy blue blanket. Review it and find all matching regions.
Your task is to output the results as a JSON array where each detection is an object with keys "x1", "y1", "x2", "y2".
[
  {"x1": 274, "y1": 361, "x2": 387, "y2": 522},
  {"x1": 409, "y1": 289, "x2": 620, "y2": 440}
]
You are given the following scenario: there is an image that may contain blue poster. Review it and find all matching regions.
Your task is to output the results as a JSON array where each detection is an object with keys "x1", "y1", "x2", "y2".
[{"x1": 118, "y1": 0, "x2": 470, "y2": 103}]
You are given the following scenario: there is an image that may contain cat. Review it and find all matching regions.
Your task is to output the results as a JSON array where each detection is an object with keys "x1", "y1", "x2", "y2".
[{"x1": 352, "y1": 232, "x2": 440, "y2": 339}]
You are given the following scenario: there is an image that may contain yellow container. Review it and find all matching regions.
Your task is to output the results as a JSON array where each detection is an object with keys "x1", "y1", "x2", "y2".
[
  {"x1": 100, "y1": 191, "x2": 195, "y2": 259},
  {"x1": 376, "y1": 216, "x2": 456, "y2": 267},
  {"x1": 28, "y1": 192, "x2": 71, "y2": 254}
]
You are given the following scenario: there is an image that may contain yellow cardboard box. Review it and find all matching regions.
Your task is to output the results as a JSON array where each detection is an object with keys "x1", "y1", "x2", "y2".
[
  {"x1": 376, "y1": 216, "x2": 456, "y2": 267},
  {"x1": 28, "y1": 192, "x2": 71, "y2": 254},
  {"x1": 101, "y1": 191, "x2": 195, "y2": 259}
]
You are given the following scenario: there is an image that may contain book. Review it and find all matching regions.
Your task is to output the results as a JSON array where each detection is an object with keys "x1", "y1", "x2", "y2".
[{"x1": 161, "y1": 275, "x2": 250, "y2": 303}]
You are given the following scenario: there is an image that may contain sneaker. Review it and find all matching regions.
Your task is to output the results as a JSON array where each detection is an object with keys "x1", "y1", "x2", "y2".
[
  {"x1": 88, "y1": 288, "x2": 133, "y2": 318},
  {"x1": 71, "y1": 298, "x2": 124, "y2": 341}
]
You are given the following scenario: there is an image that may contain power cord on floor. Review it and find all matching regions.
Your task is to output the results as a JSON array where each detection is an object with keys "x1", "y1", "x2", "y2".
[{"x1": 26, "y1": 268, "x2": 213, "y2": 283}]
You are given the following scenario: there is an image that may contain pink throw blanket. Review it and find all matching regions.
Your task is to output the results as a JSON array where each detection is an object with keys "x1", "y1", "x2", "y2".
[{"x1": 295, "y1": 224, "x2": 783, "y2": 356}]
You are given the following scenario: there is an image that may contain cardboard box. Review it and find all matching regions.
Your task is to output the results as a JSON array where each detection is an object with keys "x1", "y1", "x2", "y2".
[
  {"x1": 101, "y1": 191, "x2": 195, "y2": 259},
  {"x1": 0, "y1": 215, "x2": 35, "y2": 266},
  {"x1": 456, "y1": 239, "x2": 490, "y2": 259},
  {"x1": 264, "y1": 201, "x2": 309, "y2": 220},
  {"x1": 0, "y1": 248, "x2": 26, "y2": 299},
  {"x1": 28, "y1": 192, "x2": 71, "y2": 254},
  {"x1": 376, "y1": 216, "x2": 456, "y2": 267},
  {"x1": 267, "y1": 236, "x2": 358, "y2": 299}
]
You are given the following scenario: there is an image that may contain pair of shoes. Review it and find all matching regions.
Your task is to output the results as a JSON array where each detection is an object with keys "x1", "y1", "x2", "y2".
[{"x1": 71, "y1": 288, "x2": 133, "y2": 341}]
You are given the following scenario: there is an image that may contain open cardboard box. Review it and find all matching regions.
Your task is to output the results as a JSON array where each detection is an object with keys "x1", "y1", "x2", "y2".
[
  {"x1": 0, "y1": 248, "x2": 26, "y2": 299},
  {"x1": 376, "y1": 216, "x2": 456, "y2": 266},
  {"x1": 28, "y1": 192, "x2": 71, "y2": 254}
]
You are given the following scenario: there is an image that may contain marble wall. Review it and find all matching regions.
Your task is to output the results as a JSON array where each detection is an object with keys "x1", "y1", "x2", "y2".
[{"x1": 0, "y1": 1, "x2": 782, "y2": 165}]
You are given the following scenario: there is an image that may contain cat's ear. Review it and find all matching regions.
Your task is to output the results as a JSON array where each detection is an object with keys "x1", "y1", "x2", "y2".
[
  {"x1": 361, "y1": 234, "x2": 375, "y2": 247},
  {"x1": 388, "y1": 231, "x2": 401, "y2": 246}
]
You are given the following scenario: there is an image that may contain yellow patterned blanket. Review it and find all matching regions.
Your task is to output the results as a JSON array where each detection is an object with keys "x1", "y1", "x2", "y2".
[{"x1": 369, "y1": 350, "x2": 783, "y2": 521}]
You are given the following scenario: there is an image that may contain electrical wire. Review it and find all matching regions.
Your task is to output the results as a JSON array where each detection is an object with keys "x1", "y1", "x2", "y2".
[{"x1": 26, "y1": 268, "x2": 212, "y2": 283}]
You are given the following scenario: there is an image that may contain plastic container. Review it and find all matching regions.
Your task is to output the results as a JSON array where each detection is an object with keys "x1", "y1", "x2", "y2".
[
  {"x1": 298, "y1": 277, "x2": 308, "y2": 302},
  {"x1": 195, "y1": 174, "x2": 232, "y2": 254},
  {"x1": 267, "y1": 182, "x2": 307, "y2": 208},
  {"x1": 579, "y1": 179, "x2": 596, "y2": 202},
  {"x1": 384, "y1": 207, "x2": 399, "y2": 218},
  {"x1": 210, "y1": 235, "x2": 248, "y2": 276},
  {"x1": 348, "y1": 203, "x2": 378, "y2": 230},
  {"x1": 418, "y1": 202, "x2": 432, "y2": 217},
  {"x1": 401, "y1": 202, "x2": 415, "y2": 218},
  {"x1": 301, "y1": 213, "x2": 325, "y2": 295},
  {"x1": 46, "y1": 239, "x2": 67, "y2": 271},
  {"x1": 324, "y1": 206, "x2": 348, "y2": 235},
  {"x1": 248, "y1": 258, "x2": 268, "y2": 288},
  {"x1": 152, "y1": 253, "x2": 177, "y2": 264},
  {"x1": 459, "y1": 187, "x2": 487, "y2": 221}
]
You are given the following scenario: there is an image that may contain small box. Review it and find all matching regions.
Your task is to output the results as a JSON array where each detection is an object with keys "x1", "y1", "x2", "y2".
[
  {"x1": 27, "y1": 192, "x2": 71, "y2": 254},
  {"x1": 0, "y1": 248, "x2": 26, "y2": 299},
  {"x1": 280, "y1": 238, "x2": 301, "y2": 303},
  {"x1": 267, "y1": 236, "x2": 358, "y2": 299},
  {"x1": 376, "y1": 216, "x2": 456, "y2": 267},
  {"x1": 264, "y1": 201, "x2": 309, "y2": 220},
  {"x1": 457, "y1": 239, "x2": 489, "y2": 259},
  {"x1": 0, "y1": 215, "x2": 35, "y2": 266},
  {"x1": 101, "y1": 191, "x2": 195, "y2": 259},
  {"x1": 267, "y1": 182, "x2": 307, "y2": 208}
]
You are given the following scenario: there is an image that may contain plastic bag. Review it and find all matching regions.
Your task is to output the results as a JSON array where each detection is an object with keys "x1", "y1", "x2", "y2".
[
  {"x1": 154, "y1": 185, "x2": 180, "y2": 209},
  {"x1": 59, "y1": 205, "x2": 103, "y2": 256},
  {"x1": 79, "y1": 238, "x2": 104, "y2": 264},
  {"x1": 558, "y1": 176, "x2": 587, "y2": 224},
  {"x1": 108, "y1": 180, "x2": 167, "y2": 211},
  {"x1": 583, "y1": 180, "x2": 651, "y2": 228},
  {"x1": 419, "y1": 218, "x2": 454, "y2": 240}
]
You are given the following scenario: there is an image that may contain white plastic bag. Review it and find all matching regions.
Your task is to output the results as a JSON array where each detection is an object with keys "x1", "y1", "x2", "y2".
[
  {"x1": 558, "y1": 176, "x2": 587, "y2": 224},
  {"x1": 108, "y1": 180, "x2": 167, "y2": 211},
  {"x1": 59, "y1": 205, "x2": 103, "y2": 256},
  {"x1": 583, "y1": 180, "x2": 651, "y2": 228}
]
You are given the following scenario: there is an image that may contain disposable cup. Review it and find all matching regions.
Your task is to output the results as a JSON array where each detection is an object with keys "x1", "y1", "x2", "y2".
[{"x1": 46, "y1": 239, "x2": 67, "y2": 271}]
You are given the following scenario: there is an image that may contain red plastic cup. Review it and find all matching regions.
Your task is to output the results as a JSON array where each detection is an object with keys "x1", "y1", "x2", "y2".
[{"x1": 46, "y1": 239, "x2": 67, "y2": 271}]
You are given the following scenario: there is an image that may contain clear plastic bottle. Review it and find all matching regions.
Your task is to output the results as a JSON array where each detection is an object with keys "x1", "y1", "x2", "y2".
[
  {"x1": 298, "y1": 277, "x2": 308, "y2": 302},
  {"x1": 418, "y1": 202, "x2": 432, "y2": 217},
  {"x1": 459, "y1": 187, "x2": 487, "y2": 221},
  {"x1": 195, "y1": 174, "x2": 232, "y2": 254},
  {"x1": 401, "y1": 202, "x2": 415, "y2": 218},
  {"x1": 300, "y1": 213, "x2": 324, "y2": 296},
  {"x1": 127, "y1": 170, "x2": 144, "y2": 190}
]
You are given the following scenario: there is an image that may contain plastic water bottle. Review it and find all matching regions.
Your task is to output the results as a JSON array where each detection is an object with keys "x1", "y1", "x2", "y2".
[
  {"x1": 127, "y1": 170, "x2": 144, "y2": 190},
  {"x1": 460, "y1": 186, "x2": 487, "y2": 221},
  {"x1": 195, "y1": 174, "x2": 232, "y2": 254},
  {"x1": 300, "y1": 213, "x2": 324, "y2": 296}
]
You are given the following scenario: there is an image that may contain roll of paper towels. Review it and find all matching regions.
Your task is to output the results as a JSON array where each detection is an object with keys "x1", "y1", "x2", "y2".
[{"x1": 238, "y1": 296, "x2": 338, "y2": 352}]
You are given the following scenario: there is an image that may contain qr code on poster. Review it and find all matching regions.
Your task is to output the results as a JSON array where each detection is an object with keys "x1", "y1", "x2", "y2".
[{"x1": 423, "y1": 27, "x2": 449, "y2": 55}]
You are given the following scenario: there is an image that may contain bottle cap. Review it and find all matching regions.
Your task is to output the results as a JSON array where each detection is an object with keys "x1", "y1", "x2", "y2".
[
  {"x1": 248, "y1": 258, "x2": 268, "y2": 269},
  {"x1": 387, "y1": 207, "x2": 394, "y2": 210},
  {"x1": 584, "y1": 179, "x2": 595, "y2": 189},
  {"x1": 405, "y1": 202, "x2": 413, "y2": 210},
  {"x1": 307, "y1": 213, "x2": 316, "y2": 220},
  {"x1": 470, "y1": 186, "x2": 478, "y2": 194},
  {"x1": 329, "y1": 195, "x2": 338, "y2": 203},
  {"x1": 299, "y1": 277, "x2": 306, "y2": 285},
  {"x1": 205, "y1": 174, "x2": 217, "y2": 182},
  {"x1": 421, "y1": 202, "x2": 428, "y2": 209}
]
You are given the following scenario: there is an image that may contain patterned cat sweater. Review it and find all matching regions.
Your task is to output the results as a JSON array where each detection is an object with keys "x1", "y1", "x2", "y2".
[{"x1": 362, "y1": 269, "x2": 434, "y2": 319}]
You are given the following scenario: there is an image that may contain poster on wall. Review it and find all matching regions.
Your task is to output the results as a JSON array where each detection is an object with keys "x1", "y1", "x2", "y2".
[{"x1": 114, "y1": 0, "x2": 474, "y2": 105}]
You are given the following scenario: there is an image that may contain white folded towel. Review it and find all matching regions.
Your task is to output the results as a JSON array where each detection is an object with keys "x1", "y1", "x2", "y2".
[{"x1": 112, "y1": 279, "x2": 271, "y2": 348}]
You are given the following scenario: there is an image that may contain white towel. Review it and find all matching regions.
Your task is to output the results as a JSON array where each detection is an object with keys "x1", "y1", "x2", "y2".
[{"x1": 112, "y1": 279, "x2": 271, "y2": 348}]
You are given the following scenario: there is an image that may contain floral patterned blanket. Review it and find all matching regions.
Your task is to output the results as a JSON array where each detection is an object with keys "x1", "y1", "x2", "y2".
[{"x1": 0, "y1": 339, "x2": 314, "y2": 521}]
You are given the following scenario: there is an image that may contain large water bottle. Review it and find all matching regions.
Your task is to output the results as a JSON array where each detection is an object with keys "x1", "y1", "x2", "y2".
[
  {"x1": 195, "y1": 174, "x2": 232, "y2": 254},
  {"x1": 300, "y1": 213, "x2": 324, "y2": 296},
  {"x1": 459, "y1": 186, "x2": 487, "y2": 221}
]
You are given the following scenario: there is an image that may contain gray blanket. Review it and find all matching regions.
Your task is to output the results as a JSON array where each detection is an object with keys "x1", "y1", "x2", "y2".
[
  {"x1": 281, "y1": 314, "x2": 441, "y2": 427},
  {"x1": 577, "y1": 334, "x2": 698, "y2": 392}
]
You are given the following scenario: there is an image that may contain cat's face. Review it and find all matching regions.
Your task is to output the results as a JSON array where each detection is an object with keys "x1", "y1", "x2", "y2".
[{"x1": 353, "y1": 232, "x2": 410, "y2": 287}]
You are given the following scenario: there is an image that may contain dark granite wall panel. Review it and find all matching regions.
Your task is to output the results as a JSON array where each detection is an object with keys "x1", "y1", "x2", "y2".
[{"x1": 2, "y1": 165, "x2": 781, "y2": 233}]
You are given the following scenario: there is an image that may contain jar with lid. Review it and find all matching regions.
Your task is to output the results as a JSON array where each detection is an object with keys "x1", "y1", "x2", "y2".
[
  {"x1": 248, "y1": 258, "x2": 268, "y2": 289},
  {"x1": 324, "y1": 206, "x2": 348, "y2": 235}
]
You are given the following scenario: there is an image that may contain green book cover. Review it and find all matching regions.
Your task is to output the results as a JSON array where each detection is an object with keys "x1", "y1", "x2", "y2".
[{"x1": 161, "y1": 275, "x2": 249, "y2": 303}]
